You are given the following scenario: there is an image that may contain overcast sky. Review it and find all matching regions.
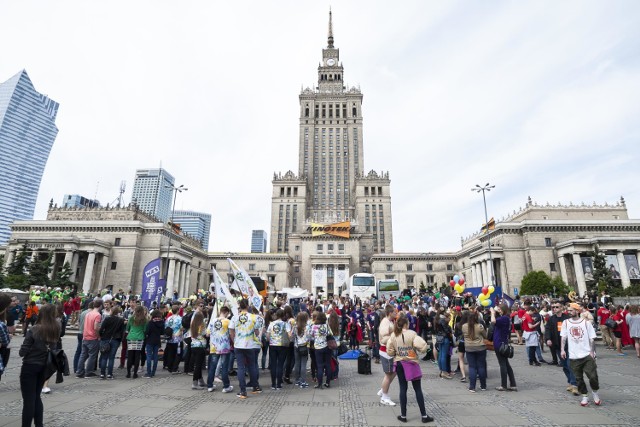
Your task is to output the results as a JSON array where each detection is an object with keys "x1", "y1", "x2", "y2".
[{"x1": 1, "y1": 0, "x2": 639, "y2": 254}]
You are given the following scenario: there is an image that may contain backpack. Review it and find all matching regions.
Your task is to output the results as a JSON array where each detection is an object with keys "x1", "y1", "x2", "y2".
[{"x1": 181, "y1": 312, "x2": 193, "y2": 330}]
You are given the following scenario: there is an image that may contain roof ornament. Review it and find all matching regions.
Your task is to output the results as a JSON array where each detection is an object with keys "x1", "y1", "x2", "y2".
[{"x1": 328, "y1": 8, "x2": 334, "y2": 48}]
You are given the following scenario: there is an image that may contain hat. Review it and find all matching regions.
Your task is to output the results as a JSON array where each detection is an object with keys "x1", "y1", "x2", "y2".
[{"x1": 568, "y1": 303, "x2": 581, "y2": 311}]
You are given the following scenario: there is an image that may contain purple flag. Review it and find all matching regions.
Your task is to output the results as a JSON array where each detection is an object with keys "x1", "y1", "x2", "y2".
[{"x1": 141, "y1": 258, "x2": 162, "y2": 308}]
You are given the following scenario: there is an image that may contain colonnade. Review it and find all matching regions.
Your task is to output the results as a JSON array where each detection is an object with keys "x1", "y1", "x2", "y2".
[{"x1": 164, "y1": 258, "x2": 192, "y2": 299}]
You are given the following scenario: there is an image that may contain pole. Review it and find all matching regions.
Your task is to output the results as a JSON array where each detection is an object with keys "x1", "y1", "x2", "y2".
[
  {"x1": 164, "y1": 187, "x2": 178, "y2": 281},
  {"x1": 481, "y1": 188, "x2": 495, "y2": 287}
]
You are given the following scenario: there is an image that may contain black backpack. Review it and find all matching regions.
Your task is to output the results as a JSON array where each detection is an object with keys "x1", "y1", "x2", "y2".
[{"x1": 181, "y1": 312, "x2": 193, "y2": 330}]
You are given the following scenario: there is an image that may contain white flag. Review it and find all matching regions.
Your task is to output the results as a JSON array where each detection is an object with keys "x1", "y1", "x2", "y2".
[
  {"x1": 212, "y1": 267, "x2": 239, "y2": 317},
  {"x1": 228, "y1": 258, "x2": 262, "y2": 311}
]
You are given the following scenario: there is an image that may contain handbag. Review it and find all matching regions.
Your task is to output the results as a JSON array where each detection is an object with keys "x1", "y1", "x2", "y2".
[
  {"x1": 164, "y1": 326, "x2": 173, "y2": 338},
  {"x1": 100, "y1": 340, "x2": 112, "y2": 354},
  {"x1": 337, "y1": 342, "x2": 349, "y2": 356},
  {"x1": 327, "y1": 336, "x2": 338, "y2": 350},
  {"x1": 604, "y1": 318, "x2": 616, "y2": 330},
  {"x1": 498, "y1": 342, "x2": 514, "y2": 359},
  {"x1": 297, "y1": 345, "x2": 309, "y2": 357}
]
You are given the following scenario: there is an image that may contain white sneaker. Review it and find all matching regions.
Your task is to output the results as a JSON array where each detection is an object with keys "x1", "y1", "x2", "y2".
[
  {"x1": 380, "y1": 397, "x2": 396, "y2": 406},
  {"x1": 592, "y1": 392, "x2": 601, "y2": 406},
  {"x1": 222, "y1": 386, "x2": 234, "y2": 393},
  {"x1": 41, "y1": 387, "x2": 51, "y2": 394},
  {"x1": 377, "y1": 389, "x2": 383, "y2": 397},
  {"x1": 580, "y1": 396, "x2": 589, "y2": 407},
  {"x1": 207, "y1": 388, "x2": 214, "y2": 392}
]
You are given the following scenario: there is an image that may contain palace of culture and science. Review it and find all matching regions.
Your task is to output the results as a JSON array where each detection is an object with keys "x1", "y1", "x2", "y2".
[{"x1": 3, "y1": 12, "x2": 640, "y2": 300}]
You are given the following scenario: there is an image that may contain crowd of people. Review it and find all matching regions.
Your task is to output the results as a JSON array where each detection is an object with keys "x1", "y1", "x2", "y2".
[{"x1": 1, "y1": 285, "x2": 640, "y2": 426}]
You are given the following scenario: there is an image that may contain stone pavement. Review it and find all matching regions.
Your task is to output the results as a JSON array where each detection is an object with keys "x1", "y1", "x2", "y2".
[{"x1": 0, "y1": 335, "x2": 639, "y2": 427}]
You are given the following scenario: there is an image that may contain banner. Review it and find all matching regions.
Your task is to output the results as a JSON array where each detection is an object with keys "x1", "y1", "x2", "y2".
[
  {"x1": 309, "y1": 221, "x2": 351, "y2": 238},
  {"x1": 313, "y1": 268, "x2": 327, "y2": 294},
  {"x1": 228, "y1": 258, "x2": 262, "y2": 311},
  {"x1": 624, "y1": 254, "x2": 640, "y2": 280},
  {"x1": 141, "y1": 258, "x2": 163, "y2": 308},
  {"x1": 211, "y1": 267, "x2": 239, "y2": 317},
  {"x1": 580, "y1": 256, "x2": 594, "y2": 282},
  {"x1": 335, "y1": 268, "x2": 349, "y2": 291},
  {"x1": 605, "y1": 255, "x2": 621, "y2": 280}
]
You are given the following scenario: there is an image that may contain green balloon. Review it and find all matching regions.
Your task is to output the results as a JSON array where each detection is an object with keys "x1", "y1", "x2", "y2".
[{"x1": 435, "y1": 292, "x2": 441, "y2": 299}]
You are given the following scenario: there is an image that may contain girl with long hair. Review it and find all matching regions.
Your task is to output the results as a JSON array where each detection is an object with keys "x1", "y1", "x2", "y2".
[
  {"x1": 454, "y1": 310, "x2": 469, "y2": 382},
  {"x1": 462, "y1": 310, "x2": 488, "y2": 392},
  {"x1": 293, "y1": 311, "x2": 310, "y2": 387},
  {"x1": 19, "y1": 303, "x2": 60, "y2": 427},
  {"x1": 311, "y1": 312, "x2": 331, "y2": 389},
  {"x1": 267, "y1": 309, "x2": 291, "y2": 389},
  {"x1": 386, "y1": 314, "x2": 434, "y2": 423},
  {"x1": 125, "y1": 305, "x2": 147, "y2": 378},
  {"x1": 491, "y1": 304, "x2": 517, "y2": 391},
  {"x1": 99, "y1": 306, "x2": 125, "y2": 379},
  {"x1": 190, "y1": 311, "x2": 207, "y2": 389},
  {"x1": 282, "y1": 305, "x2": 295, "y2": 384}
]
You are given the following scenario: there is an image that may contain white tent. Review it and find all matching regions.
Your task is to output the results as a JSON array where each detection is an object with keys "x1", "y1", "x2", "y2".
[{"x1": 278, "y1": 287, "x2": 309, "y2": 300}]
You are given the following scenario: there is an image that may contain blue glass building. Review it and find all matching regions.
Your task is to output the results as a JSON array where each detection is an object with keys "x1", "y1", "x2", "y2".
[
  {"x1": 130, "y1": 168, "x2": 175, "y2": 222},
  {"x1": 172, "y1": 210, "x2": 211, "y2": 251},
  {"x1": 251, "y1": 230, "x2": 267, "y2": 253},
  {"x1": 0, "y1": 70, "x2": 59, "y2": 244},
  {"x1": 63, "y1": 194, "x2": 100, "y2": 208}
]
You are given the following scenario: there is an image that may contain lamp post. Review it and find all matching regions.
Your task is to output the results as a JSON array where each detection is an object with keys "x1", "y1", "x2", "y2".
[
  {"x1": 164, "y1": 184, "x2": 187, "y2": 296},
  {"x1": 472, "y1": 183, "x2": 495, "y2": 287}
]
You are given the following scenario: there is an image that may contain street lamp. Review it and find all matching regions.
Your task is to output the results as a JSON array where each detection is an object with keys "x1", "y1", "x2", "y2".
[
  {"x1": 164, "y1": 184, "x2": 188, "y2": 292},
  {"x1": 472, "y1": 183, "x2": 495, "y2": 287}
]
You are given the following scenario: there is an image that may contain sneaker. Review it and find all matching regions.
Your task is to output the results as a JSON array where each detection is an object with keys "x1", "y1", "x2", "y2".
[
  {"x1": 142, "y1": 374, "x2": 152, "y2": 378},
  {"x1": 422, "y1": 415, "x2": 435, "y2": 423},
  {"x1": 271, "y1": 386, "x2": 277, "y2": 390},
  {"x1": 132, "y1": 373, "x2": 138, "y2": 379},
  {"x1": 41, "y1": 387, "x2": 51, "y2": 394},
  {"x1": 377, "y1": 389, "x2": 383, "y2": 397},
  {"x1": 222, "y1": 386, "x2": 234, "y2": 393},
  {"x1": 300, "y1": 382, "x2": 309, "y2": 388},
  {"x1": 125, "y1": 373, "x2": 131, "y2": 378},
  {"x1": 380, "y1": 397, "x2": 396, "y2": 406},
  {"x1": 107, "y1": 375, "x2": 114, "y2": 380},
  {"x1": 99, "y1": 374, "x2": 106, "y2": 380},
  {"x1": 214, "y1": 376, "x2": 223, "y2": 383},
  {"x1": 85, "y1": 372, "x2": 97, "y2": 378},
  {"x1": 580, "y1": 396, "x2": 589, "y2": 407},
  {"x1": 571, "y1": 386, "x2": 580, "y2": 396},
  {"x1": 566, "y1": 385, "x2": 574, "y2": 392},
  {"x1": 171, "y1": 370, "x2": 182, "y2": 375},
  {"x1": 593, "y1": 392, "x2": 601, "y2": 406},
  {"x1": 207, "y1": 387, "x2": 215, "y2": 392},
  {"x1": 251, "y1": 386, "x2": 263, "y2": 394},
  {"x1": 236, "y1": 391, "x2": 247, "y2": 399}
]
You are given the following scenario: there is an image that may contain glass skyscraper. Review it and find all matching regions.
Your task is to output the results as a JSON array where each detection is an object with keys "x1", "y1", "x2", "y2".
[
  {"x1": 130, "y1": 168, "x2": 175, "y2": 222},
  {"x1": 0, "y1": 70, "x2": 59, "y2": 244},
  {"x1": 172, "y1": 210, "x2": 211, "y2": 251},
  {"x1": 63, "y1": 194, "x2": 100, "y2": 208},
  {"x1": 251, "y1": 230, "x2": 267, "y2": 253}
]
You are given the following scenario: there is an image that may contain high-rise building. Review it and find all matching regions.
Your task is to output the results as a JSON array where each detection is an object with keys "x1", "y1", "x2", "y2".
[
  {"x1": 251, "y1": 230, "x2": 267, "y2": 253},
  {"x1": 130, "y1": 168, "x2": 175, "y2": 222},
  {"x1": 62, "y1": 194, "x2": 100, "y2": 209},
  {"x1": 0, "y1": 70, "x2": 59, "y2": 244},
  {"x1": 172, "y1": 210, "x2": 211, "y2": 251},
  {"x1": 269, "y1": 11, "x2": 393, "y2": 295}
]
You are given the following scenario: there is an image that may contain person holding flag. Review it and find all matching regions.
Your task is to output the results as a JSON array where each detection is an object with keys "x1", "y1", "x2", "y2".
[
  {"x1": 228, "y1": 259, "x2": 262, "y2": 312},
  {"x1": 229, "y1": 299, "x2": 264, "y2": 399}
]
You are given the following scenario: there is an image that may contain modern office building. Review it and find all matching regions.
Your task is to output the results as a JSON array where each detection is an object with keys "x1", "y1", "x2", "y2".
[
  {"x1": 269, "y1": 11, "x2": 393, "y2": 295},
  {"x1": 63, "y1": 194, "x2": 100, "y2": 209},
  {"x1": 251, "y1": 230, "x2": 268, "y2": 253},
  {"x1": 0, "y1": 70, "x2": 59, "y2": 244},
  {"x1": 172, "y1": 210, "x2": 211, "y2": 251},
  {"x1": 130, "y1": 168, "x2": 175, "y2": 222}
]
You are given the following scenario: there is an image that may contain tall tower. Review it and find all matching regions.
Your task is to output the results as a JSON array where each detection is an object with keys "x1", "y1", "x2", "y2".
[
  {"x1": 130, "y1": 168, "x2": 175, "y2": 222},
  {"x1": 0, "y1": 70, "x2": 59, "y2": 244}
]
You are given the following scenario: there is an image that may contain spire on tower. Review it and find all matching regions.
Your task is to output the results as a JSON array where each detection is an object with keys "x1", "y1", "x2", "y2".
[{"x1": 328, "y1": 8, "x2": 334, "y2": 48}]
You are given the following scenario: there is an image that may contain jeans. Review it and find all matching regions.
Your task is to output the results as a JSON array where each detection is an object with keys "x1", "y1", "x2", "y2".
[
  {"x1": 20, "y1": 363, "x2": 46, "y2": 427},
  {"x1": 494, "y1": 350, "x2": 516, "y2": 388},
  {"x1": 269, "y1": 346, "x2": 288, "y2": 387},
  {"x1": 261, "y1": 336, "x2": 269, "y2": 369},
  {"x1": 284, "y1": 343, "x2": 295, "y2": 379},
  {"x1": 207, "y1": 353, "x2": 230, "y2": 388},
  {"x1": 73, "y1": 333, "x2": 83, "y2": 373},
  {"x1": 396, "y1": 361, "x2": 426, "y2": 418},
  {"x1": 438, "y1": 338, "x2": 450, "y2": 373},
  {"x1": 99, "y1": 339, "x2": 121, "y2": 376},
  {"x1": 293, "y1": 346, "x2": 309, "y2": 383},
  {"x1": 569, "y1": 356, "x2": 599, "y2": 395},
  {"x1": 145, "y1": 344, "x2": 160, "y2": 377},
  {"x1": 77, "y1": 339, "x2": 99, "y2": 375},
  {"x1": 556, "y1": 348, "x2": 577, "y2": 386},
  {"x1": 315, "y1": 346, "x2": 332, "y2": 385},
  {"x1": 191, "y1": 347, "x2": 206, "y2": 381},
  {"x1": 235, "y1": 348, "x2": 259, "y2": 393},
  {"x1": 252, "y1": 348, "x2": 261, "y2": 386},
  {"x1": 466, "y1": 350, "x2": 487, "y2": 390}
]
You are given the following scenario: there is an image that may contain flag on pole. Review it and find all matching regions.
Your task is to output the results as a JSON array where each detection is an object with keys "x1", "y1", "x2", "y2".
[
  {"x1": 481, "y1": 217, "x2": 495, "y2": 233},
  {"x1": 212, "y1": 267, "x2": 239, "y2": 317},
  {"x1": 228, "y1": 258, "x2": 262, "y2": 311}
]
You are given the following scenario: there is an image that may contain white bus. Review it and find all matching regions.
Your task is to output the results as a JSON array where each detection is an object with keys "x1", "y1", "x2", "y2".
[
  {"x1": 346, "y1": 273, "x2": 376, "y2": 301},
  {"x1": 377, "y1": 279, "x2": 400, "y2": 300}
]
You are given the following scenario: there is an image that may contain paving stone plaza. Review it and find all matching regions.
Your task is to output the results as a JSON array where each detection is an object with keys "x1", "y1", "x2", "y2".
[{"x1": 0, "y1": 334, "x2": 638, "y2": 427}]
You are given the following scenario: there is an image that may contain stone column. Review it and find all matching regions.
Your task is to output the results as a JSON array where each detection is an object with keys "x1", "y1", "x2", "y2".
[
  {"x1": 70, "y1": 252, "x2": 79, "y2": 282},
  {"x1": 83, "y1": 252, "x2": 96, "y2": 294},
  {"x1": 165, "y1": 259, "x2": 176, "y2": 298},
  {"x1": 185, "y1": 264, "x2": 192, "y2": 296},
  {"x1": 572, "y1": 253, "x2": 587, "y2": 296},
  {"x1": 63, "y1": 251, "x2": 73, "y2": 269},
  {"x1": 471, "y1": 264, "x2": 478, "y2": 287},
  {"x1": 48, "y1": 253, "x2": 56, "y2": 280},
  {"x1": 617, "y1": 251, "x2": 631, "y2": 289},
  {"x1": 98, "y1": 254, "x2": 109, "y2": 290},
  {"x1": 483, "y1": 260, "x2": 490, "y2": 287},
  {"x1": 178, "y1": 262, "x2": 186, "y2": 297},
  {"x1": 4, "y1": 249, "x2": 15, "y2": 268},
  {"x1": 558, "y1": 255, "x2": 569, "y2": 285}
]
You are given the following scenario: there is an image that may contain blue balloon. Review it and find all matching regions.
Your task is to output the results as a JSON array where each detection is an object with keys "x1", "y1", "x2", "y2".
[{"x1": 453, "y1": 274, "x2": 460, "y2": 283}]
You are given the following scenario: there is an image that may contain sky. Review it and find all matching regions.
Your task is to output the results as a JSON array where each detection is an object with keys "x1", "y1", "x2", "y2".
[{"x1": 1, "y1": 0, "x2": 639, "y2": 254}]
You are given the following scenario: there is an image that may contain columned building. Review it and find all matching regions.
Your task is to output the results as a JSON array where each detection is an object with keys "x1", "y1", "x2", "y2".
[{"x1": 269, "y1": 11, "x2": 393, "y2": 296}]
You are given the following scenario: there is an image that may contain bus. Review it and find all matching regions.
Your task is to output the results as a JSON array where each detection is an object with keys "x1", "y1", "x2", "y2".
[
  {"x1": 347, "y1": 273, "x2": 376, "y2": 301},
  {"x1": 377, "y1": 279, "x2": 400, "y2": 300}
]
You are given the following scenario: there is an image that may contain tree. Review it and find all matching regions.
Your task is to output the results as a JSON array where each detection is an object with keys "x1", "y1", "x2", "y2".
[
  {"x1": 4, "y1": 245, "x2": 30, "y2": 290},
  {"x1": 520, "y1": 271, "x2": 553, "y2": 295},
  {"x1": 27, "y1": 251, "x2": 53, "y2": 289},
  {"x1": 419, "y1": 280, "x2": 426, "y2": 293},
  {"x1": 589, "y1": 245, "x2": 622, "y2": 296},
  {"x1": 550, "y1": 275, "x2": 570, "y2": 298},
  {"x1": 0, "y1": 254, "x2": 4, "y2": 288},
  {"x1": 53, "y1": 262, "x2": 74, "y2": 289}
]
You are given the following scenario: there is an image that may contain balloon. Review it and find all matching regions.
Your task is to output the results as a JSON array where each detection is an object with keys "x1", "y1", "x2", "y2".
[
  {"x1": 435, "y1": 292, "x2": 441, "y2": 299},
  {"x1": 478, "y1": 293, "x2": 487, "y2": 301},
  {"x1": 453, "y1": 275, "x2": 460, "y2": 283},
  {"x1": 450, "y1": 280, "x2": 455, "y2": 287},
  {"x1": 482, "y1": 287, "x2": 489, "y2": 295},
  {"x1": 459, "y1": 278, "x2": 465, "y2": 286},
  {"x1": 488, "y1": 285, "x2": 495, "y2": 294},
  {"x1": 454, "y1": 284, "x2": 462, "y2": 293},
  {"x1": 481, "y1": 299, "x2": 491, "y2": 307}
]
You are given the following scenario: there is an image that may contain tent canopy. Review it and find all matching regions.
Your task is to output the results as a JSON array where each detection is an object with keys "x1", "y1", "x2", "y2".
[{"x1": 277, "y1": 287, "x2": 308, "y2": 299}]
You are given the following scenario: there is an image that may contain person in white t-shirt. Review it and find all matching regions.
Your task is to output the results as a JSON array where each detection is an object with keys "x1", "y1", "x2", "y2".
[{"x1": 560, "y1": 302, "x2": 601, "y2": 407}]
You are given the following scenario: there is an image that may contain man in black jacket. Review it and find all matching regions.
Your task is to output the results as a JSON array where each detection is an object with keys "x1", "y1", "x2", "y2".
[{"x1": 545, "y1": 301, "x2": 578, "y2": 395}]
